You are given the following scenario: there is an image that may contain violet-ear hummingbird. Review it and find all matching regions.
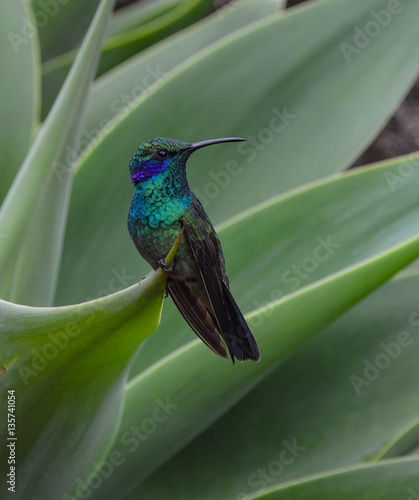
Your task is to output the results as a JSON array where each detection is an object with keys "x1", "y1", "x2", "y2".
[{"x1": 127, "y1": 137, "x2": 260, "y2": 362}]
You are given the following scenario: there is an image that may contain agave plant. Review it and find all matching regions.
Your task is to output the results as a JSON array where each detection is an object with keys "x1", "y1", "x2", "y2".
[{"x1": 2, "y1": 0, "x2": 419, "y2": 498}]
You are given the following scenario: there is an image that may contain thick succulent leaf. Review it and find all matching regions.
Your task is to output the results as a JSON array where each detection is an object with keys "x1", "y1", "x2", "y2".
[
  {"x1": 82, "y1": 154, "x2": 419, "y2": 498},
  {"x1": 250, "y1": 459, "x2": 419, "y2": 499},
  {"x1": 39, "y1": 0, "x2": 176, "y2": 119},
  {"x1": 138, "y1": 272, "x2": 419, "y2": 498},
  {"x1": 0, "y1": 261, "x2": 175, "y2": 499},
  {"x1": 83, "y1": 0, "x2": 283, "y2": 139},
  {"x1": 56, "y1": 0, "x2": 419, "y2": 306},
  {"x1": 40, "y1": 0, "x2": 214, "y2": 116},
  {"x1": 374, "y1": 415, "x2": 419, "y2": 460},
  {"x1": 0, "y1": 0, "x2": 39, "y2": 203},
  {"x1": 0, "y1": 0, "x2": 115, "y2": 306},
  {"x1": 97, "y1": 0, "x2": 215, "y2": 75}
]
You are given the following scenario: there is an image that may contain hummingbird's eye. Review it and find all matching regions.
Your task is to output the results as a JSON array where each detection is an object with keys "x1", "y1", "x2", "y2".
[{"x1": 155, "y1": 149, "x2": 169, "y2": 160}]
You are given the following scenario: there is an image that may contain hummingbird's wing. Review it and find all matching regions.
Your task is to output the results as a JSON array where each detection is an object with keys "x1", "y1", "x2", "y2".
[
  {"x1": 166, "y1": 278, "x2": 229, "y2": 359},
  {"x1": 170, "y1": 198, "x2": 260, "y2": 362},
  {"x1": 167, "y1": 219, "x2": 231, "y2": 360}
]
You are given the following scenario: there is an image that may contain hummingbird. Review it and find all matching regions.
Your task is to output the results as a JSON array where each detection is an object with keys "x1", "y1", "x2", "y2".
[{"x1": 127, "y1": 137, "x2": 260, "y2": 363}]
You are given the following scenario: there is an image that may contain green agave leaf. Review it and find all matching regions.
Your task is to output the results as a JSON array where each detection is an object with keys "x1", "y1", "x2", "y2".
[
  {"x1": 84, "y1": 155, "x2": 419, "y2": 498},
  {"x1": 56, "y1": 0, "x2": 419, "y2": 306},
  {"x1": 40, "y1": 0, "x2": 214, "y2": 116},
  {"x1": 31, "y1": 0, "x2": 102, "y2": 61},
  {"x1": 83, "y1": 0, "x2": 283, "y2": 139},
  {"x1": 0, "y1": 264, "x2": 170, "y2": 499},
  {"x1": 138, "y1": 272, "x2": 419, "y2": 498},
  {"x1": 0, "y1": 0, "x2": 115, "y2": 307},
  {"x1": 250, "y1": 459, "x2": 419, "y2": 499},
  {"x1": 97, "y1": 0, "x2": 215, "y2": 75},
  {"x1": 0, "y1": 0, "x2": 39, "y2": 203}
]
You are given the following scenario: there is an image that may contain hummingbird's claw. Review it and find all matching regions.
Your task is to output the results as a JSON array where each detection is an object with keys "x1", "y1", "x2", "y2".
[
  {"x1": 159, "y1": 258, "x2": 174, "y2": 273},
  {"x1": 139, "y1": 276, "x2": 147, "y2": 284}
]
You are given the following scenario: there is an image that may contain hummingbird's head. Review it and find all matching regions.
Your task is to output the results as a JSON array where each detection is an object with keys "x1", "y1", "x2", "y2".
[{"x1": 129, "y1": 137, "x2": 245, "y2": 185}]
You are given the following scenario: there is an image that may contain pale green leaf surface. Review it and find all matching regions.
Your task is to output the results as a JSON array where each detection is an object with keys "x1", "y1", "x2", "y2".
[
  {"x1": 138, "y1": 273, "x2": 419, "y2": 498},
  {"x1": 56, "y1": 0, "x2": 419, "y2": 306},
  {"x1": 83, "y1": 0, "x2": 283, "y2": 139},
  {"x1": 249, "y1": 459, "x2": 419, "y2": 499},
  {"x1": 0, "y1": 0, "x2": 39, "y2": 203},
  {"x1": 0, "y1": 0, "x2": 115, "y2": 306},
  {"x1": 84, "y1": 156, "x2": 419, "y2": 498},
  {"x1": 0, "y1": 267, "x2": 167, "y2": 500}
]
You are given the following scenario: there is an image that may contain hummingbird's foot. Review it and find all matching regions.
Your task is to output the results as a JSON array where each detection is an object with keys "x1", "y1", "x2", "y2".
[
  {"x1": 139, "y1": 276, "x2": 147, "y2": 284},
  {"x1": 158, "y1": 258, "x2": 174, "y2": 273}
]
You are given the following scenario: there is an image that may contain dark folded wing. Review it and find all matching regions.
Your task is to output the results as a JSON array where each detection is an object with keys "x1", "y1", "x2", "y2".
[
  {"x1": 167, "y1": 279, "x2": 228, "y2": 359},
  {"x1": 181, "y1": 217, "x2": 231, "y2": 334},
  {"x1": 181, "y1": 199, "x2": 260, "y2": 362}
]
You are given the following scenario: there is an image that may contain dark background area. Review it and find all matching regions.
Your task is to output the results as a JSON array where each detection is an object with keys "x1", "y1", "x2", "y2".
[{"x1": 114, "y1": 0, "x2": 419, "y2": 168}]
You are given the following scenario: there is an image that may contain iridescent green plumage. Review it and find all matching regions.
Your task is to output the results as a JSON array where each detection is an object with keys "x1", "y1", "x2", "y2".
[{"x1": 127, "y1": 137, "x2": 260, "y2": 362}]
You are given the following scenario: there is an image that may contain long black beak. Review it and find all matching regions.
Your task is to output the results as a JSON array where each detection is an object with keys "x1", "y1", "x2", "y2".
[{"x1": 189, "y1": 137, "x2": 245, "y2": 152}]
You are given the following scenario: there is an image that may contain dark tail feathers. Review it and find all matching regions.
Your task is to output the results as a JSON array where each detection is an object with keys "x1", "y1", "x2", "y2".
[{"x1": 222, "y1": 283, "x2": 260, "y2": 363}]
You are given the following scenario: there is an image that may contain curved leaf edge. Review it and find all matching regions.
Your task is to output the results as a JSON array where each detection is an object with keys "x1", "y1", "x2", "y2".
[
  {"x1": 247, "y1": 456, "x2": 419, "y2": 499},
  {"x1": 370, "y1": 416, "x2": 419, "y2": 461},
  {"x1": 41, "y1": 0, "x2": 213, "y2": 75}
]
